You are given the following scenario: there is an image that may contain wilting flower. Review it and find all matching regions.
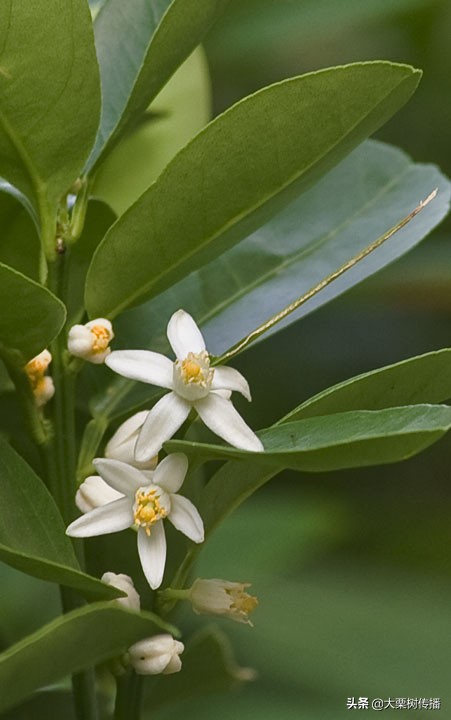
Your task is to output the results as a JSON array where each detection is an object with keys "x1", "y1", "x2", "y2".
[
  {"x1": 189, "y1": 578, "x2": 258, "y2": 626},
  {"x1": 66, "y1": 453, "x2": 203, "y2": 589},
  {"x1": 76, "y1": 475, "x2": 124, "y2": 513},
  {"x1": 127, "y1": 634, "x2": 184, "y2": 675},
  {"x1": 105, "y1": 411, "x2": 158, "y2": 470},
  {"x1": 101, "y1": 572, "x2": 141, "y2": 611},
  {"x1": 105, "y1": 309, "x2": 263, "y2": 461},
  {"x1": 67, "y1": 318, "x2": 114, "y2": 363},
  {"x1": 24, "y1": 350, "x2": 55, "y2": 406}
]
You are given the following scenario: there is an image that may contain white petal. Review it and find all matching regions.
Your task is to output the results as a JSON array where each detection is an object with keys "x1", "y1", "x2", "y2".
[
  {"x1": 134, "y1": 392, "x2": 191, "y2": 461},
  {"x1": 195, "y1": 394, "x2": 264, "y2": 452},
  {"x1": 169, "y1": 494, "x2": 204, "y2": 543},
  {"x1": 66, "y1": 497, "x2": 133, "y2": 537},
  {"x1": 211, "y1": 366, "x2": 252, "y2": 401},
  {"x1": 105, "y1": 411, "x2": 149, "y2": 454},
  {"x1": 137, "y1": 523, "x2": 167, "y2": 590},
  {"x1": 93, "y1": 458, "x2": 145, "y2": 495},
  {"x1": 105, "y1": 350, "x2": 173, "y2": 388},
  {"x1": 167, "y1": 310, "x2": 206, "y2": 359},
  {"x1": 154, "y1": 453, "x2": 188, "y2": 494}
]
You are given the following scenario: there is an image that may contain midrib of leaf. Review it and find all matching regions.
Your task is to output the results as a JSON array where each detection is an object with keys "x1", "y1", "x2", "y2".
[
  {"x1": 0, "y1": 106, "x2": 48, "y2": 217},
  {"x1": 107, "y1": 64, "x2": 416, "y2": 317}
]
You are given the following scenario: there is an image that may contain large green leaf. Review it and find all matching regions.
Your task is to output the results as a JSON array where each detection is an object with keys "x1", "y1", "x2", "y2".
[
  {"x1": 0, "y1": 264, "x2": 65, "y2": 363},
  {"x1": 0, "y1": 603, "x2": 176, "y2": 714},
  {"x1": 0, "y1": 436, "x2": 122, "y2": 601},
  {"x1": 88, "y1": 140, "x2": 450, "y2": 420},
  {"x1": 92, "y1": 47, "x2": 212, "y2": 215},
  {"x1": 88, "y1": 0, "x2": 228, "y2": 170},
  {"x1": 0, "y1": 1, "x2": 100, "y2": 215},
  {"x1": 281, "y1": 347, "x2": 451, "y2": 422},
  {"x1": 167, "y1": 404, "x2": 451, "y2": 472},
  {"x1": 85, "y1": 62, "x2": 421, "y2": 319}
]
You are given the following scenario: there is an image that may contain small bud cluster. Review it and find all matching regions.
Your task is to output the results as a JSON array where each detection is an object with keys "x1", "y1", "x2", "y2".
[{"x1": 24, "y1": 349, "x2": 54, "y2": 407}]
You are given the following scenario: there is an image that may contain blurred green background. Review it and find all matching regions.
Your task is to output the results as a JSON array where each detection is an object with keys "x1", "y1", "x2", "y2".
[{"x1": 2, "y1": 1, "x2": 451, "y2": 718}]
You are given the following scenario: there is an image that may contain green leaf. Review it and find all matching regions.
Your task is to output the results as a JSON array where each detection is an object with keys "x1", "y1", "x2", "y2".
[
  {"x1": 86, "y1": 62, "x2": 421, "y2": 319},
  {"x1": 89, "y1": 140, "x2": 450, "y2": 421},
  {"x1": 167, "y1": 404, "x2": 451, "y2": 472},
  {"x1": 0, "y1": 436, "x2": 122, "y2": 601},
  {"x1": 145, "y1": 627, "x2": 252, "y2": 711},
  {"x1": 0, "y1": 603, "x2": 176, "y2": 714},
  {"x1": 0, "y1": 187, "x2": 43, "y2": 282},
  {"x1": 0, "y1": 1, "x2": 100, "y2": 213},
  {"x1": 1, "y1": 691, "x2": 75, "y2": 720},
  {"x1": 92, "y1": 47, "x2": 212, "y2": 215},
  {"x1": 0, "y1": 264, "x2": 65, "y2": 363},
  {"x1": 281, "y1": 347, "x2": 451, "y2": 422},
  {"x1": 88, "y1": 0, "x2": 228, "y2": 170}
]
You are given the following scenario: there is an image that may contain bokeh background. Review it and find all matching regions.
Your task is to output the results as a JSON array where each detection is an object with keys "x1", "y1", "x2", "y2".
[{"x1": 2, "y1": 1, "x2": 451, "y2": 718}]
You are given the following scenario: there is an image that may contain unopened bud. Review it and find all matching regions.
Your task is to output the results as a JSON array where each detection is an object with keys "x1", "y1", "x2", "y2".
[
  {"x1": 105, "y1": 412, "x2": 158, "y2": 470},
  {"x1": 101, "y1": 572, "x2": 140, "y2": 611},
  {"x1": 75, "y1": 475, "x2": 123, "y2": 513},
  {"x1": 67, "y1": 318, "x2": 114, "y2": 364},
  {"x1": 127, "y1": 634, "x2": 184, "y2": 675}
]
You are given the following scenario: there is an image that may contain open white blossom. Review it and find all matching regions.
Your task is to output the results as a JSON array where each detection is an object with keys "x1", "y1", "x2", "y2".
[
  {"x1": 105, "y1": 309, "x2": 263, "y2": 461},
  {"x1": 101, "y1": 572, "x2": 141, "y2": 611},
  {"x1": 76, "y1": 475, "x2": 124, "y2": 513},
  {"x1": 189, "y1": 578, "x2": 258, "y2": 626},
  {"x1": 127, "y1": 634, "x2": 184, "y2": 675},
  {"x1": 105, "y1": 411, "x2": 158, "y2": 470},
  {"x1": 67, "y1": 318, "x2": 114, "y2": 364},
  {"x1": 66, "y1": 453, "x2": 203, "y2": 589}
]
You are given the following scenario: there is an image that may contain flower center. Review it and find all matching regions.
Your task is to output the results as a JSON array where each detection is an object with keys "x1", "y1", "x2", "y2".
[
  {"x1": 90, "y1": 325, "x2": 111, "y2": 353},
  {"x1": 173, "y1": 351, "x2": 214, "y2": 401},
  {"x1": 134, "y1": 487, "x2": 168, "y2": 536},
  {"x1": 228, "y1": 587, "x2": 259, "y2": 616}
]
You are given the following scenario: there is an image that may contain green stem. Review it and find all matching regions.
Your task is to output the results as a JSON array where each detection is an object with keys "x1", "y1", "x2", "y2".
[
  {"x1": 114, "y1": 672, "x2": 143, "y2": 720},
  {"x1": 76, "y1": 415, "x2": 108, "y2": 484},
  {"x1": 60, "y1": 587, "x2": 99, "y2": 720}
]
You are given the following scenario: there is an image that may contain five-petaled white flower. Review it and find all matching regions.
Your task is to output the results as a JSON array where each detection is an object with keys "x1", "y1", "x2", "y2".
[
  {"x1": 66, "y1": 453, "x2": 203, "y2": 589},
  {"x1": 105, "y1": 309, "x2": 263, "y2": 461}
]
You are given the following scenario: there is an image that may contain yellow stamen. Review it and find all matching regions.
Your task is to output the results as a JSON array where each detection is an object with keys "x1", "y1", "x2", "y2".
[
  {"x1": 90, "y1": 325, "x2": 111, "y2": 352},
  {"x1": 134, "y1": 488, "x2": 167, "y2": 536}
]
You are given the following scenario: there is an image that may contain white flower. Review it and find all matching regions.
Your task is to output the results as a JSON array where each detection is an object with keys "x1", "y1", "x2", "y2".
[
  {"x1": 105, "y1": 309, "x2": 263, "y2": 461},
  {"x1": 127, "y1": 634, "x2": 184, "y2": 675},
  {"x1": 67, "y1": 318, "x2": 114, "y2": 364},
  {"x1": 189, "y1": 578, "x2": 258, "y2": 626},
  {"x1": 24, "y1": 350, "x2": 54, "y2": 406},
  {"x1": 101, "y1": 572, "x2": 141, "y2": 611},
  {"x1": 76, "y1": 475, "x2": 124, "y2": 513},
  {"x1": 66, "y1": 453, "x2": 204, "y2": 589},
  {"x1": 105, "y1": 411, "x2": 158, "y2": 470}
]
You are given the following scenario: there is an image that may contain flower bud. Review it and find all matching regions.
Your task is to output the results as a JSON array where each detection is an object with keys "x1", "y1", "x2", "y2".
[
  {"x1": 24, "y1": 350, "x2": 54, "y2": 406},
  {"x1": 101, "y1": 572, "x2": 141, "y2": 611},
  {"x1": 105, "y1": 411, "x2": 158, "y2": 470},
  {"x1": 75, "y1": 475, "x2": 123, "y2": 513},
  {"x1": 127, "y1": 634, "x2": 184, "y2": 675},
  {"x1": 67, "y1": 318, "x2": 114, "y2": 364},
  {"x1": 189, "y1": 578, "x2": 258, "y2": 626}
]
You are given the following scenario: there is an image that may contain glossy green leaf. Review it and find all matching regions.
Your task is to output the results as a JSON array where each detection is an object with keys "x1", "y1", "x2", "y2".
[
  {"x1": 88, "y1": 140, "x2": 450, "y2": 420},
  {"x1": 86, "y1": 62, "x2": 421, "y2": 319},
  {"x1": 0, "y1": 1, "x2": 100, "y2": 213},
  {"x1": 0, "y1": 187, "x2": 42, "y2": 282},
  {"x1": 88, "y1": 0, "x2": 228, "y2": 170},
  {"x1": 0, "y1": 264, "x2": 65, "y2": 363},
  {"x1": 92, "y1": 47, "x2": 212, "y2": 215},
  {"x1": 0, "y1": 436, "x2": 122, "y2": 601},
  {"x1": 0, "y1": 603, "x2": 176, "y2": 714},
  {"x1": 167, "y1": 404, "x2": 451, "y2": 472},
  {"x1": 281, "y1": 347, "x2": 451, "y2": 423},
  {"x1": 145, "y1": 627, "x2": 252, "y2": 711},
  {"x1": 1, "y1": 691, "x2": 75, "y2": 720}
]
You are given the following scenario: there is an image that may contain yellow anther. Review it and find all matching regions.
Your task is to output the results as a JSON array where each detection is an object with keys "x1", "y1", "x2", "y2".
[
  {"x1": 90, "y1": 325, "x2": 111, "y2": 352},
  {"x1": 133, "y1": 488, "x2": 167, "y2": 535},
  {"x1": 181, "y1": 359, "x2": 202, "y2": 380}
]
